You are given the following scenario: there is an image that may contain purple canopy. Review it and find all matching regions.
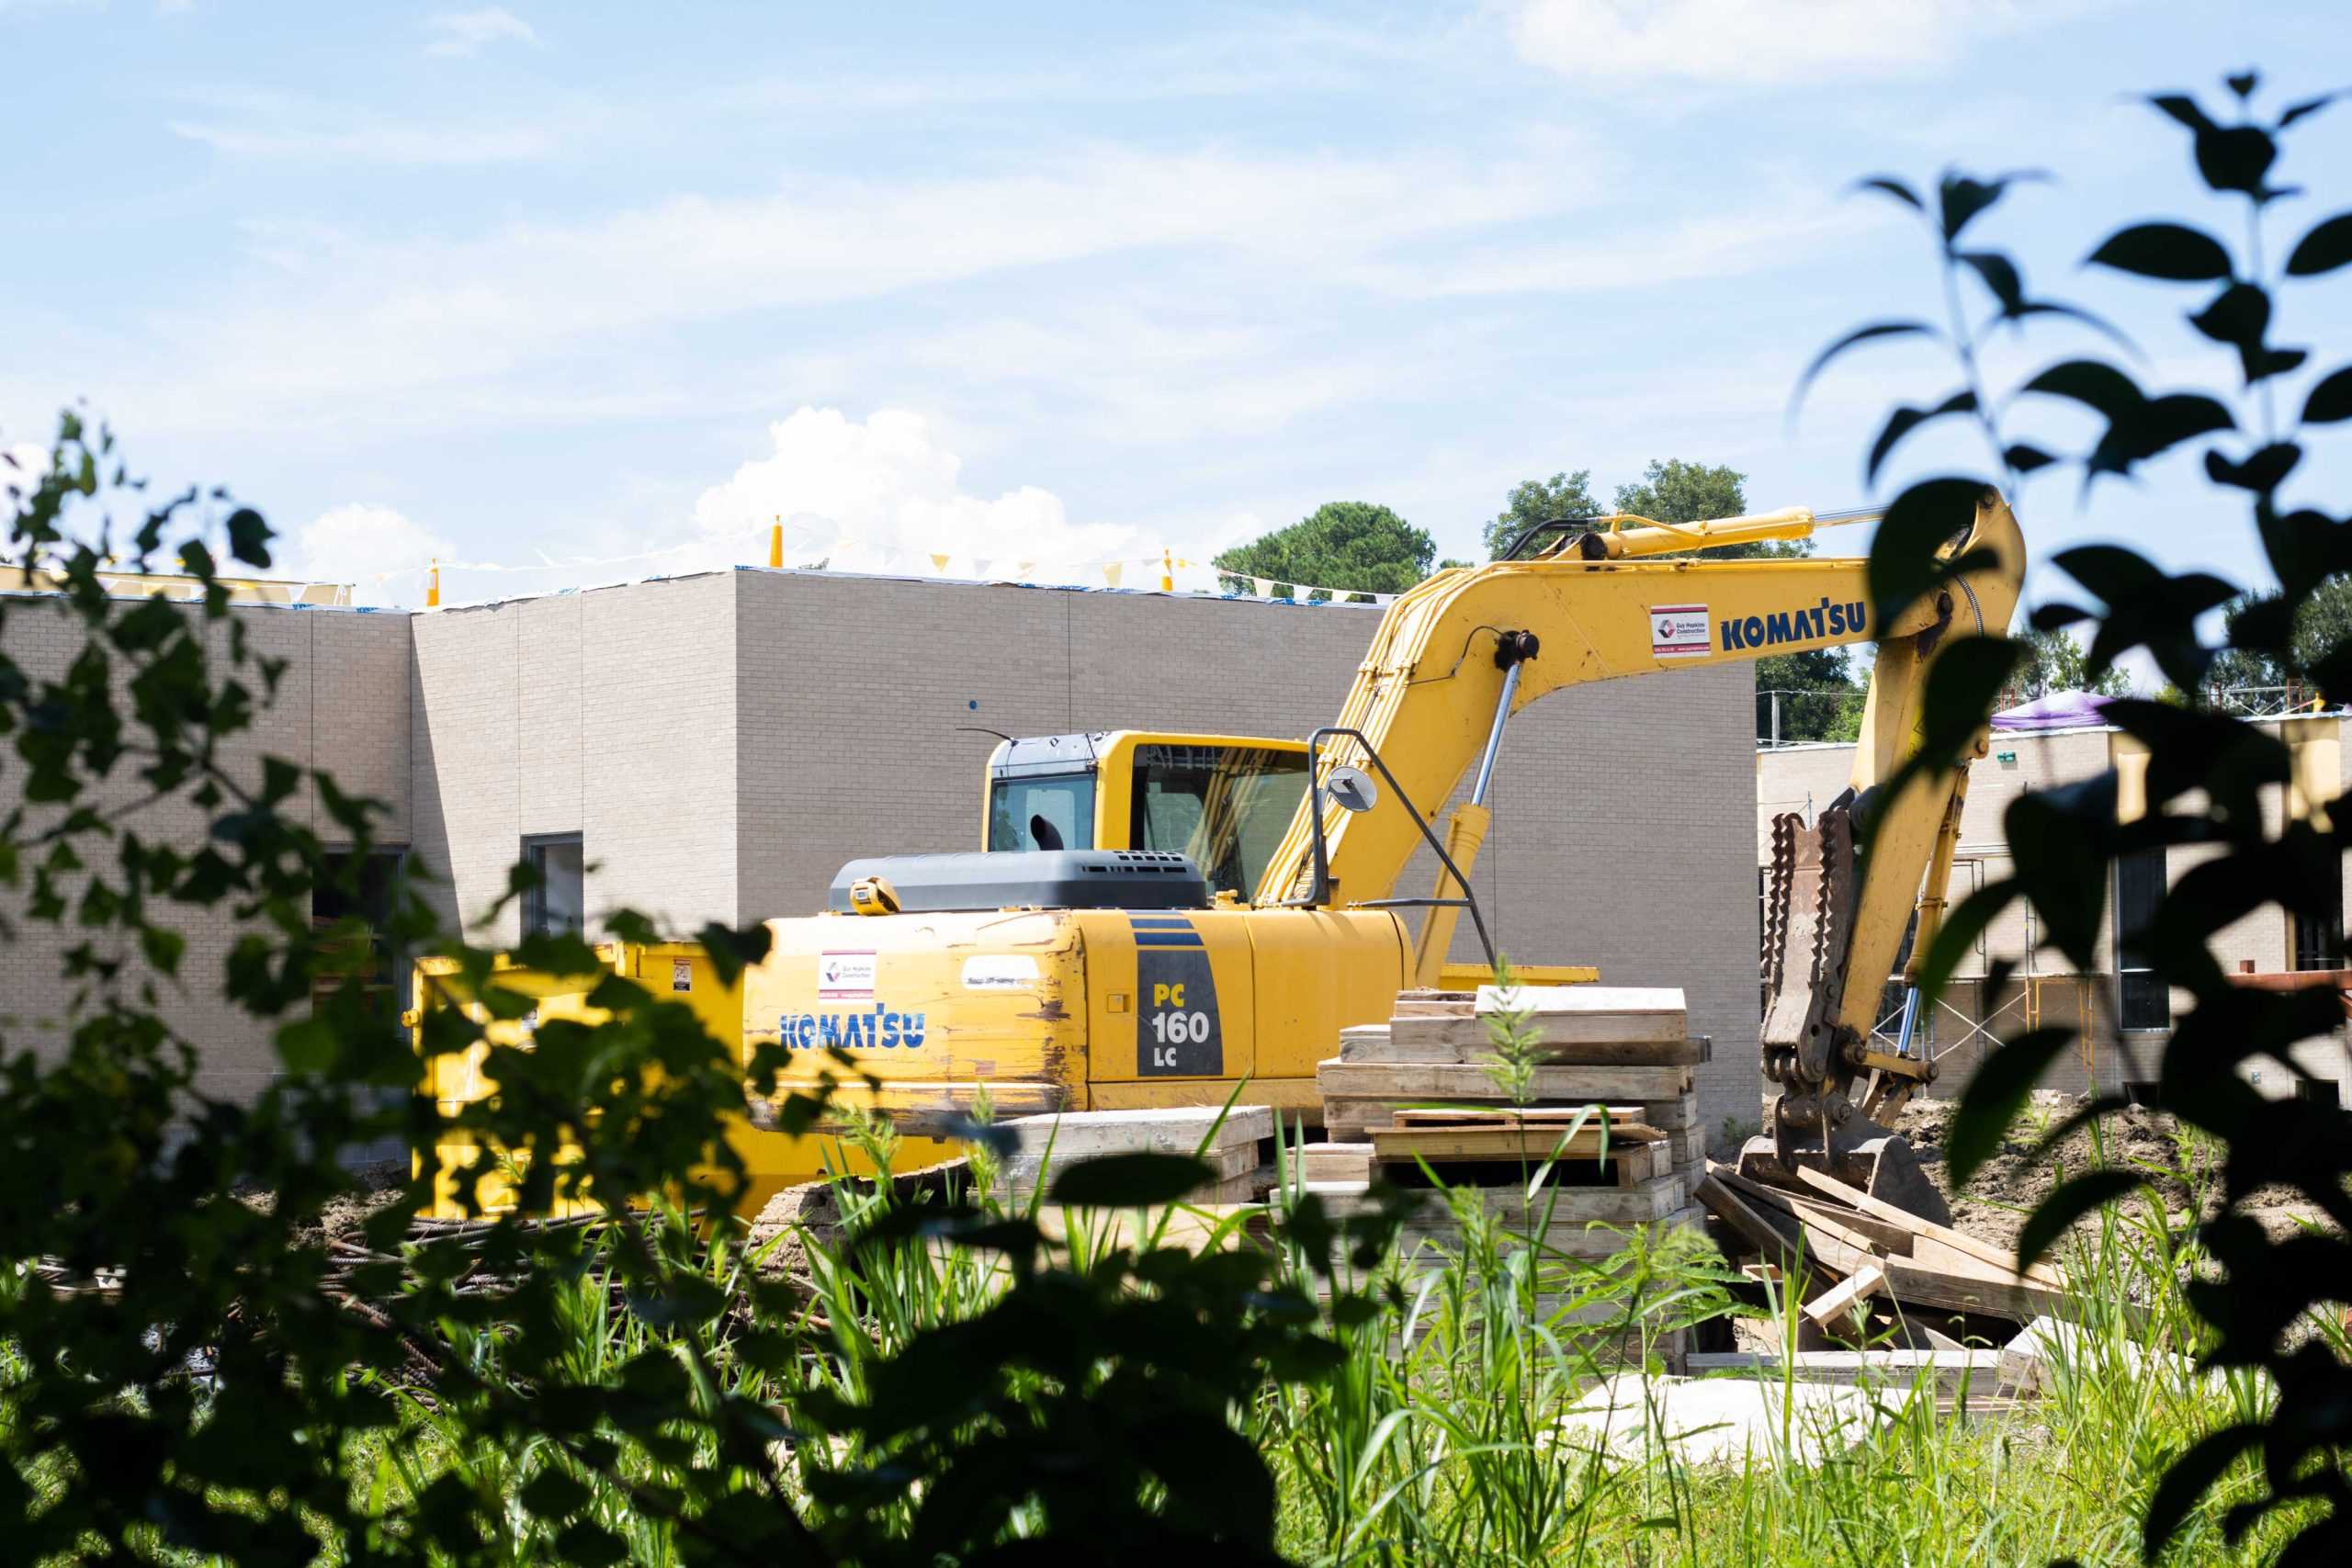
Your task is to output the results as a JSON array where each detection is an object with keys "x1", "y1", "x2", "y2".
[{"x1": 1990, "y1": 690, "x2": 2118, "y2": 731}]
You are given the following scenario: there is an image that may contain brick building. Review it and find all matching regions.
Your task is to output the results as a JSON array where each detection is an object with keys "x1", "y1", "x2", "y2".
[
  {"x1": 1756, "y1": 713, "x2": 2352, "y2": 1104},
  {"x1": 4, "y1": 569, "x2": 1767, "y2": 1133}
]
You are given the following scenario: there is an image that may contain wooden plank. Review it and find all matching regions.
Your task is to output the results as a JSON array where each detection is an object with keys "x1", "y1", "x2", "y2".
[
  {"x1": 1294, "y1": 1143, "x2": 1373, "y2": 1184},
  {"x1": 1000, "y1": 1105, "x2": 1272, "y2": 1155},
  {"x1": 1697, "y1": 1175, "x2": 1809, "y2": 1260},
  {"x1": 1317, "y1": 1059, "x2": 1694, "y2": 1101},
  {"x1": 1634, "y1": 1093, "x2": 1702, "y2": 1131},
  {"x1": 1791, "y1": 1165, "x2": 2068, "y2": 1288},
  {"x1": 1391, "y1": 1207, "x2": 1700, "y2": 1259},
  {"x1": 1386, "y1": 1013, "x2": 1695, "y2": 1055},
  {"x1": 1317, "y1": 1175, "x2": 1688, "y2": 1227},
  {"x1": 1713, "y1": 1176, "x2": 2070, "y2": 1320},
  {"x1": 1339, "y1": 1025, "x2": 1442, "y2": 1064},
  {"x1": 1388, "y1": 1104, "x2": 1647, "y2": 1127},
  {"x1": 1804, "y1": 1261, "x2": 1887, "y2": 1328},
  {"x1": 1476, "y1": 984, "x2": 1685, "y2": 1017},
  {"x1": 1882, "y1": 1257, "x2": 2070, "y2": 1323},
  {"x1": 1369, "y1": 1124, "x2": 1662, "y2": 1165},
  {"x1": 1711, "y1": 1168, "x2": 1885, "y2": 1258}
]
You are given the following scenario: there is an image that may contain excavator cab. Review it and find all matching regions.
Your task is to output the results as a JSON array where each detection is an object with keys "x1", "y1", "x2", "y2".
[{"x1": 983, "y1": 731, "x2": 1312, "y2": 901}]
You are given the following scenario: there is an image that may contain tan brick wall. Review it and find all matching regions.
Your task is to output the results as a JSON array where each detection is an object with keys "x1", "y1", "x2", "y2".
[
  {"x1": 0, "y1": 598, "x2": 413, "y2": 1103},
  {"x1": 412, "y1": 575, "x2": 739, "y2": 940}
]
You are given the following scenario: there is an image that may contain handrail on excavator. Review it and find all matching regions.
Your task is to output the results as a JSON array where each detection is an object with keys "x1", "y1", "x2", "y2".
[{"x1": 1497, "y1": 504, "x2": 1894, "y2": 564}]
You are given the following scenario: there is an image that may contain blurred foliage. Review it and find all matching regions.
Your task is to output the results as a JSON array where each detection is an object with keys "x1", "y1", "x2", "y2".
[
  {"x1": 2208, "y1": 576, "x2": 2352, "y2": 700},
  {"x1": 1804, "y1": 71, "x2": 2352, "y2": 1564}
]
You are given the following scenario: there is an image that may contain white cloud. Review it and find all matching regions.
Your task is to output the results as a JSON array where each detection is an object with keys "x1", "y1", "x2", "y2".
[
  {"x1": 424, "y1": 7, "x2": 537, "y2": 59},
  {"x1": 1507, "y1": 0, "x2": 2098, "y2": 86},
  {"x1": 169, "y1": 115, "x2": 556, "y2": 164},
  {"x1": 686, "y1": 408, "x2": 1253, "y2": 588},
  {"x1": 126, "y1": 143, "x2": 1583, "y2": 434},
  {"x1": 690, "y1": 408, "x2": 1131, "y2": 580},
  {"x1": 291, "y1": 503, "x2": 455, "y2": 606}
]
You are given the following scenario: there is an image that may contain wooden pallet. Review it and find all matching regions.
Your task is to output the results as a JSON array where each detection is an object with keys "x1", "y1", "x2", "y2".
[{"x1": 1367, "y1": 1123, "x2": 1668, "y2": 1185}]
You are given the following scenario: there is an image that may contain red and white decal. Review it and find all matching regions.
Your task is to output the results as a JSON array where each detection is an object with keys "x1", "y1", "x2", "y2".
[{"x1": 1649, "y1": 604, "x2": 1711, "y2": 659}]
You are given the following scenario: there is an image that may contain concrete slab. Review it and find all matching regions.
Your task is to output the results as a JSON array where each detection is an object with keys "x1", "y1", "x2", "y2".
[{"x1": 1554, "y1": 1372, "x2": 1899, "y2": 1469}]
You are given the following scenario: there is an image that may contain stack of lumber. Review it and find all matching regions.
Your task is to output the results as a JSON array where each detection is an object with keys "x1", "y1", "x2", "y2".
[
  {"x1": 1303, "y1": 987, "x2": 1711, "y2": 1367},
  {"x1": 1315, "y1": 986, "x2": 1709, "y2": 1192},
  {"x1": 1696, "y1": 1161, "x2": 2075, "y2": 1334},
  {"x1": 989, "y1": 1105, "x2": 1271, "y2": 1206}
]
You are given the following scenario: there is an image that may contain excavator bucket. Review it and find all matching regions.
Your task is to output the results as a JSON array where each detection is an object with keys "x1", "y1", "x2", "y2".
[
  {"x1": 1743, "y1": 800, "x2": 1954, "y2": 1228},
  {"x1": 1735, "y1": 1132, "x2": 1953, "y2": 1228}
]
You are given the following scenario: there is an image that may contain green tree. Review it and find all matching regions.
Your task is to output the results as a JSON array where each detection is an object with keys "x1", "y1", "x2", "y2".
[
  {"x1": 1215, "y1": 500, "x2": 1433, "y2": 598},
  {"x1": 2002, "y1": 626, "x2": 2132, "y2": 705},
  {"x1": 2208, "y1": 578, "x2": 2352, "y2": 701},
  {"x1": 1483, "y1": 469, "x2": 1597, "y2": 558},
  {"x1": 1613, "y1": 458, "x2": 1747, "y2": 530}
]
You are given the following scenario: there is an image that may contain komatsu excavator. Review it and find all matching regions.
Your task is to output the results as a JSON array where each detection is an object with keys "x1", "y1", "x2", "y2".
[{"x1": 734, "y1": 486, "x2": 2025, "y2": 1221}]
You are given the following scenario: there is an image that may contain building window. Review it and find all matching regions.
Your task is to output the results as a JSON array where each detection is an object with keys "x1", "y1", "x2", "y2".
[
  {"x1": 312, "y1": 849, "x2": 408, "y2": 1014},
  {"x1": 523, "y1": 834, "x2": 585, "y2": 937},
  {"x1": 2116, "y1": 845, "x2": 2168, "y2": 1032},
  {"x1": 2292, "y1": 874, "x2": 2343, "y2": 973}
]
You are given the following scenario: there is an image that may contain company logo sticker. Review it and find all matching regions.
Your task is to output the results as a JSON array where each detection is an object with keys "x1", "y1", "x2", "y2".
[
  {"x1": 1650, "y1": 604, "x2": 1711, "y2": 658},
  {"x1": 818, "y1": 950, "x2": 876, "y2": 999}
]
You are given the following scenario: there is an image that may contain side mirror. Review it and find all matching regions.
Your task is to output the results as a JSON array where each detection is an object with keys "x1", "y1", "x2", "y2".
[{"x1": 1325, "y1": 764, "x2": 1378, "y2": 814}]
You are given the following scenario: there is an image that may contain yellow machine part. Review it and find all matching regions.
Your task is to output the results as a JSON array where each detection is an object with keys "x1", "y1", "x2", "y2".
[
  {"x1": 746, "y1": 902, "x2": 1411, "y2": 1128},
  {"x1": 415, "y1": 941, "x2": 954, "y2": 1219}
]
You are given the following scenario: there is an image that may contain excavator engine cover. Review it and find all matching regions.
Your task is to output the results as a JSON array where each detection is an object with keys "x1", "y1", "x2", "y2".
[
  {"x1": 825, "y1": 850, "x2": 1209, "y2": 913},
  {"x1": 1733, "y1": 1131, "x2": 1953, "y2": 1228}
]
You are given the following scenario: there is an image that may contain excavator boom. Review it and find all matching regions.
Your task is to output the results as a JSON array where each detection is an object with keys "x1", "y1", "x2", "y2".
[{"x1": 1261, "y1": 490, "x2": 2027, "y2": 1218}]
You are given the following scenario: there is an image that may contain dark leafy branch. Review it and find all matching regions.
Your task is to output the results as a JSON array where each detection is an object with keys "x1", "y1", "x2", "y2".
[{"x1": 1811, "y1": 71, "x2": 2352, "y2": 1563}]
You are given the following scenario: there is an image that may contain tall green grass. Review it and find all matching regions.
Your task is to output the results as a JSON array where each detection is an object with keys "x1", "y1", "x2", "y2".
[{"x1": 327, "y1": 1109, "x2": 2318, "y2": 1565}]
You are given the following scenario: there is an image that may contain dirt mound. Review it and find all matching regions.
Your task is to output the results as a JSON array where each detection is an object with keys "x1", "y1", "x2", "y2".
[{"x1": 1894, "y1": 1093, "x2": 2327, "y2": 1251}]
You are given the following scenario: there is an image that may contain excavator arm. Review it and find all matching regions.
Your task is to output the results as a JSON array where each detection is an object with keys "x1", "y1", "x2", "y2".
[{"x1": 1258, "y1": 488, "x2": 2026, "y2": 1216}]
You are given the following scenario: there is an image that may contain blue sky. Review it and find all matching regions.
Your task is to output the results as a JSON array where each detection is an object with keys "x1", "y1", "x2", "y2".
[{"x1": 5, "y1": 2, "x2": 2349, "y2": 630}]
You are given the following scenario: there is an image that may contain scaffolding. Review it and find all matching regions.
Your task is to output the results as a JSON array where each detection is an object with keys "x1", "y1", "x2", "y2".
[{"x1": 1863, "y1": 857, "x2": 2103, "y2": 1089}]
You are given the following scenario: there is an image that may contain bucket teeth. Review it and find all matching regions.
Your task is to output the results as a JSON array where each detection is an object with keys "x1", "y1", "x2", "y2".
[{"x1": 1759, "y1": 804, "x2": 1858, "y2": 1081}]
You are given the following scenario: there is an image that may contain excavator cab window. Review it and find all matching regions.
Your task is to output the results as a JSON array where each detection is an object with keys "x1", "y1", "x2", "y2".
[
  {"x1": 989, "y1": 773, "x2": 1094, "y2": 853},
  {"x1": 1128, "y1": 743, "x2": 1309, "y2": 901}
]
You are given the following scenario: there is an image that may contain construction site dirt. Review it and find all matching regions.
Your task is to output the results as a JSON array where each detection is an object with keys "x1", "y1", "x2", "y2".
[{"x1": 1895, "y1": 1092, "x2": 2332, "y2": 1250}]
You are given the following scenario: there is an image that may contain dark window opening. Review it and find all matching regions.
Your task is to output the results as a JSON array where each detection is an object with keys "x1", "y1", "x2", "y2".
[
  {"x1": 2297, "y1": 1078, "x2": 2342, "y2": 1106},
  {"x1": 1127, "y1": 743, "x2": 1310, "y2": 900},
  {"x1": 2116, "y1": 846, "x2": 2169, "y2": 1032},
  {"x1": 989, "y1": 774, "x2": 1096, "y2": 854},
  {"x1": 2292, "y1": 876, "x2": 2343, "y2": 973},
  {"x1": 523, "y1": 834, "x2": 585, "y2": 937},
  {"x1": 312, "y1": 849, "x2": 408, "y2": 1015}
]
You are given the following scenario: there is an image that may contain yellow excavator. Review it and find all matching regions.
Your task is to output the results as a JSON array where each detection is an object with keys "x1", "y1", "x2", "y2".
[{"x1": 731, "y1": 487, "x2": 2026, "y2": 1221}]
